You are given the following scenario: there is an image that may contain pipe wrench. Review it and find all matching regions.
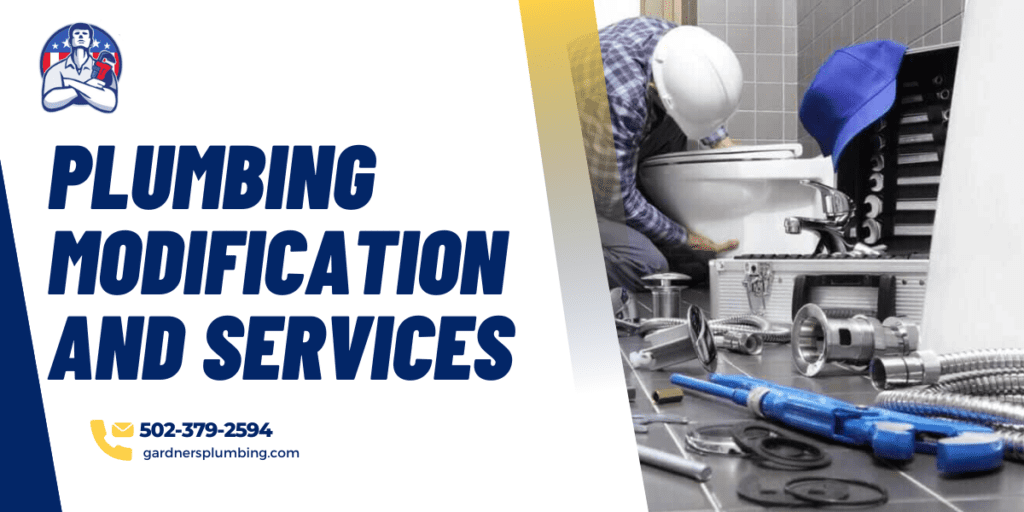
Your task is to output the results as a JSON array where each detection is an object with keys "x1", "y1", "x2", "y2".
[{"x1": 669, "y1": 373, "x2": 1004, "y2": 475}]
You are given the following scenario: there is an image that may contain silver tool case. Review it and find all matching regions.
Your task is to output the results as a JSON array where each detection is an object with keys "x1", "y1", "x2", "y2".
[{"x1": 709, "y1": 255, "x2": 929, "y2": 327}]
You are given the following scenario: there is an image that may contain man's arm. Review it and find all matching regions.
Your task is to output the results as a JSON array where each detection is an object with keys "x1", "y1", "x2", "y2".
[
  {"x1": 42, "y1": 69, "x2": 79, "y2": 111},
  {"x1": 609, "y1": 92, "x2": 689, "y2": 248},
  {"x1": 64, "y1": 78, "x2": 117, "y2": 113},
  {"x1": 43, "y1": 87, "x2": 80, "y2": 111}
]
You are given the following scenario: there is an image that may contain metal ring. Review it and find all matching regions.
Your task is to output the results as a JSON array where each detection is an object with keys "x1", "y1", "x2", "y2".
[
  {"x1": 684, "y1": 425, "x2": 746, "y2": 456},
  {"x1": 784, "y1": 477, "x2": 888, "y2": 507}
]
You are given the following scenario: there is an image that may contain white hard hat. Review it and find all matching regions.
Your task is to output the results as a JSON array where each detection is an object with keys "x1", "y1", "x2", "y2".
[{"x1": 651, "y1": 26, "x2": 743, "y2": 141}]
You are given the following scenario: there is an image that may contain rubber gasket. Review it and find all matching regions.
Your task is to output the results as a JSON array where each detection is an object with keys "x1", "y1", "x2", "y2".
[
  {"x1": 752, "y1": 458, "x2": 830, "y2": 471},
  {"x1": 784, "y1": 477, "x2": 888, "y2": 507},
  {"x1": 737, "y1": 475, "x2": 851, "y2": 507},
  {"x1": 730, "y1": 421, "x2": 787, "y2": 454},
  {"x1": 750, "y1": 437, "x2": 832, "y2": 469},
  {"x1": 737, "y1": 475, "x2": 811, "y2": 507}
]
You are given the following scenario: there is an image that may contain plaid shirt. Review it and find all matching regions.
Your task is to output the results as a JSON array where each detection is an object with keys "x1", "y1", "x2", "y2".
[
  {"x1": 589, "y1": 17, "x2": 689, "y2": 247},
  {"x1": 571, "y1": 18, "x2": 734, "y2": 249}
]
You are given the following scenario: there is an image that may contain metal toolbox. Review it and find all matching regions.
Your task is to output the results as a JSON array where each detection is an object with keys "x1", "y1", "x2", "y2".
[{"x1": 709, "y1": 256, "x2": 929, "y2": 326}]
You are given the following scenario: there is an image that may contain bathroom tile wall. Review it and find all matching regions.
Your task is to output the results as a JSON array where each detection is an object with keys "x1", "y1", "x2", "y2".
[
  {"x1": 699, "y1": 0, "x2": 800, "y2": 145},
  {"x1": 796, "y1": 0, "x2": 967, "y2": 157},
  {"x1": 642, "y1": 0, "x2": 699, "y2": 25}
]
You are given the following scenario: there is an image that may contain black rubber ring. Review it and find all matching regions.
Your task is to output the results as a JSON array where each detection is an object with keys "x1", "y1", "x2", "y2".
[
  {"x1": 737, "y1": 475, "x2": 813, "y2": 508},
  {"x1": 730, "y1": 421, "x2": 787, "y2": 454},
  {"x1": 784, "y1": 477, "x2": 888, "y2": 507},
  {"x1": 752, "y1": 458, "x2": 830, "y2": 471},
  {"x1": 750, "y1": 437, "x2": 832, "y2": 469}
]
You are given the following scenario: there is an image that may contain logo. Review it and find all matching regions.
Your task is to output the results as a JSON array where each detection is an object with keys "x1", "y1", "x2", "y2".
[
  {"x1": 90, "y1": 420, "x2": 133, "y2": 461},
  {"x1": 40, "y1": 23, "x2": 121, "y2": 113}
]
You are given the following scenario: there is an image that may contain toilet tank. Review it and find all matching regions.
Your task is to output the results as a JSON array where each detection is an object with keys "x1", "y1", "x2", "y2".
[{"x1": 638, "y1": 144, "x2": 835, "y2": 255}]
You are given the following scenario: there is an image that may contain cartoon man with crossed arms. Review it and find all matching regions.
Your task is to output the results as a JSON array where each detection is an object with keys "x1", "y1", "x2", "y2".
[{"x1": 42, "y1": 23, "x2": 117, "y2": 113}]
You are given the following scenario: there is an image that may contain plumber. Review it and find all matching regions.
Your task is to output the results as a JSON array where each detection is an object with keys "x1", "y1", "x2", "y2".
[{"x1": 571, "y1": 17, "x2": 743, "y2": 291}]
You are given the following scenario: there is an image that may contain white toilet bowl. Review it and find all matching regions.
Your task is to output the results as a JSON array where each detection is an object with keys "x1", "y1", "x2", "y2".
[{"x1": 638, "y1": 144, "x2": 835, "y2": 255}]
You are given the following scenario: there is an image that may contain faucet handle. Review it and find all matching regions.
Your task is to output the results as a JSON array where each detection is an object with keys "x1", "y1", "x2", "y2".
[{"x1": 800, "y1": 179, "x2": 855, "y2": 222}]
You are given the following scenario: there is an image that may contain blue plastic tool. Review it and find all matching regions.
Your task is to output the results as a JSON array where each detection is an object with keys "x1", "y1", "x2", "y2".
[{"x1": 669, "y1": 373, "x2": 1004, "y2": 475}]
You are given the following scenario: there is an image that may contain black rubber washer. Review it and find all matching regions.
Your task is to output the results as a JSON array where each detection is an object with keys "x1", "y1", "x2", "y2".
[
  {"x1": 731, "y1": 421, "x2": 787, "y2": 454},
  {"x1": 737, "y1": 475, "x2": 851, "y2": 507},
  {"x1": 752, "y1": 458, "x2": 830, "y2": 471},
  {"x1": 737, "y1": 475, "x2": 812, "y2": 507},
  {"x1": 751, "y1": 437, "x2": 832, "y2": 470},
  {"x1": 784, "y1": 477, "x2": 888, "y2": 507}
]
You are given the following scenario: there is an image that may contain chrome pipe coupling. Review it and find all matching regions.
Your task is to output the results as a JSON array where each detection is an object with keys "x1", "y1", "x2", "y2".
[
  {"x1": 791, "y1": 304, "x2": 919, "y2": 377},
  {"x1": 716, "y1": 331, "x2": 764, "y2": 356},
  {"x1": 869, "y1": 350, "x2": 942, "y2": 390}
]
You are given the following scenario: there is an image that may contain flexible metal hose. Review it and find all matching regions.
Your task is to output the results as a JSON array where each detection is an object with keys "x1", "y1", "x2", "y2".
[
  {"x1": 937, "y1": 349, "x2": 1024, "y2": 375},
  {"x1": 927, "y1": 369, "x2": 1024, "y2": 396},
  {"x1": 624, "y1": 315, "x2": 790, "y2": 343},
  {"x1": 996, "y1": 429, "x2": 1024, "y2": 461},
  {"x1": 875, "y1": 389, "x2": 1024, "y2": 427},
  {"x1": 709, "y1": 316, "x2": 790, "y2": 343}
]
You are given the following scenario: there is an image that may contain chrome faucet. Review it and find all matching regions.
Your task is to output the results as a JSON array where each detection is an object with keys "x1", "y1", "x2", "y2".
[{"x1": 785, "y1": 180, "x2": 857, "y2": 254}]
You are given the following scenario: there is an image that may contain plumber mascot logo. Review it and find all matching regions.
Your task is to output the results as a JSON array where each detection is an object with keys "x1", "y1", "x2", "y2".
[{"x1": 40, "y1": 23, "x2": 122, "y2": 113}]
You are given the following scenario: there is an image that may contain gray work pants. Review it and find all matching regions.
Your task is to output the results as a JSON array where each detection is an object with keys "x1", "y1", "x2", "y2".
[{"x1": 598, "y1": 216, "x2": 712, "y2": 292}]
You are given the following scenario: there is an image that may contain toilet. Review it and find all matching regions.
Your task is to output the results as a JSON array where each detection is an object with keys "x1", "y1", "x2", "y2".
[{"x1": 638, "y1": 144, "x2": 835, "y2": 255}]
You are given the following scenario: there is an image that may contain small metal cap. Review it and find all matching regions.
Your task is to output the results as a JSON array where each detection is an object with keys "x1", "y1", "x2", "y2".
[{"x1": 643, "y1": 272, "x2": 691, "y2": 288}]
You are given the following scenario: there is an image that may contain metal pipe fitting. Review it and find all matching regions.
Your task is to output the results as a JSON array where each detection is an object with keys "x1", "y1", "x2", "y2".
[
  {"x1": 791, "y1": 304, "x2": 918, "y2": 377},
  {"x1": 716, "y1": 332, "x2": 764, "y2": 356},
  {"x1": 629, "y1": 306, "x2": 718, "y2": 372},
  {"x1": 643, "y1": 272, "x2": 690, "y2": 318},
  {"x1": 871, "y1": 349, "x2": 1024, "y2": 390}
]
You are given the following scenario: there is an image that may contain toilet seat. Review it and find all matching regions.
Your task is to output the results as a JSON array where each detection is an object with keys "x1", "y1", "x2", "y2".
[{"x1": 642, "y1": 143, "x2": 803, "y2": 167}]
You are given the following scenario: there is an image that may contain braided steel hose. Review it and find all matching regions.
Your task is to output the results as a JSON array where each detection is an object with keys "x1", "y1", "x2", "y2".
[{"x1": 871, "y1": 348, "x2": 1024, "y2": 389}]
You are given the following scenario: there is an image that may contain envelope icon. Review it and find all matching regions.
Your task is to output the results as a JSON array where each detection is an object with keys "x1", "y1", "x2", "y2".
[{"x1": 112, "y1": 422, "x2": 134, "y2": 438}]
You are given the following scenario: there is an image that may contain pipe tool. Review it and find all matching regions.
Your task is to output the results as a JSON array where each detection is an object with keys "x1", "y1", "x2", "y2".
[{"x1": 669, "y1": 373, "x2": 1004, "y2": 475}]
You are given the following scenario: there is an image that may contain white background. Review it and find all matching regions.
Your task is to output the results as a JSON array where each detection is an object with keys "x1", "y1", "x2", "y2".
[{"x1": 0, "y1": 2, "x2": 647, "y2": 510}]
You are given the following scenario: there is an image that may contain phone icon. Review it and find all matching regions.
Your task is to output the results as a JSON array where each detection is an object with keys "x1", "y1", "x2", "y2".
[{"x1": 91, "y1": 420, "x2": 132, "y2": 461}]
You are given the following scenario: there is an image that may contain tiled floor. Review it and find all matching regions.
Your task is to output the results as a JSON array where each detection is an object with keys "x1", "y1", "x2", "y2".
[{"x1": 625, "y1": 289, "x2": 1024, "y2": 511}]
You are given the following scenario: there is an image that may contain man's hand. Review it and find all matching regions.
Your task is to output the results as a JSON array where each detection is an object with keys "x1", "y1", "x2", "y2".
[
  {"x1": 85, "y1": 78, "x2": 106, "y2": 89},
  {"x1": 686, "y1": 231, "x2": 739, "y2": 254},
  {"x1": 712, "y1": 136, "x2": 738, "y2": 149}
]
